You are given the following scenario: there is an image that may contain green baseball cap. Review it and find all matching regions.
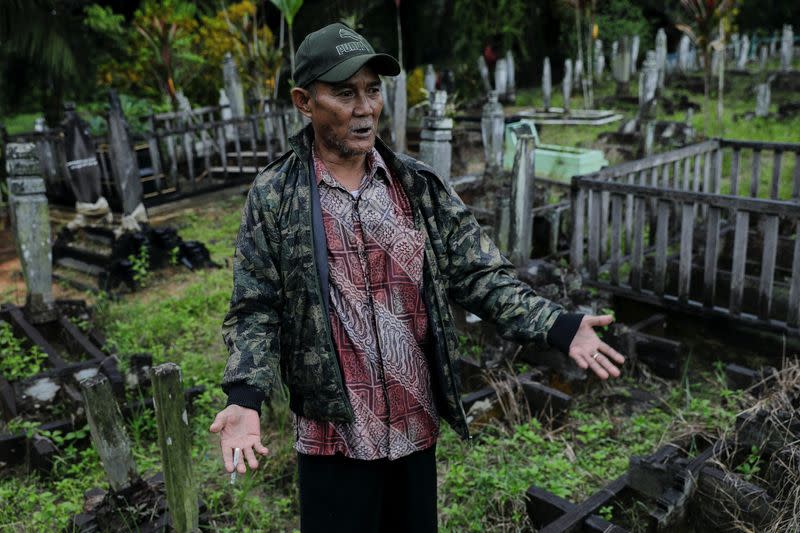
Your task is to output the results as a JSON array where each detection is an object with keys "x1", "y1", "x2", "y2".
[{"x1": 293, "y1": 23, "x2": 401, "y2": 88}]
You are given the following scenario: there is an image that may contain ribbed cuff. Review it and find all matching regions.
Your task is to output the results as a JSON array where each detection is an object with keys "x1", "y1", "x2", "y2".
[
  {"x1": 225, "y1": 384, "x2": 265, "y2": 416},
  {"x1": 547, "y1": 312, "x2": 584, "y2": 355}
]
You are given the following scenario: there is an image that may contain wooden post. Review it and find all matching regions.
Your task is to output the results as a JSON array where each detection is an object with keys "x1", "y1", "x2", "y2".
[
  {"x1": 509, "y1": 134, "x2": 535, "y2": 265},
  {"x1": 151, "y1": 363, "x2": 199, "y2": 533},
  {"x1": 81, "y1": 375, "x2": 139, "y2": 492}
]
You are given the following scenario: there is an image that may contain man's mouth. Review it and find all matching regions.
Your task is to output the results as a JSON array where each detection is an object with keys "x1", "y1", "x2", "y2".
[{"x1": 351, "y1": 125, "x2": 373, "y2": 137}]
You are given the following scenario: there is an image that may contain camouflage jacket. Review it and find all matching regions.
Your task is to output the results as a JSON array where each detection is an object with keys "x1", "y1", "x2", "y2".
[{"x1": 221, "y1": 125, "x2": 580, "y2": 440}]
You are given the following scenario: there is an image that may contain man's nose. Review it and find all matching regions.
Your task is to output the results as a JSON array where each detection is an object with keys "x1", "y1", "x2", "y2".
[{"x1": 353, "y1": 91, "x2": 376, "y2": 116}]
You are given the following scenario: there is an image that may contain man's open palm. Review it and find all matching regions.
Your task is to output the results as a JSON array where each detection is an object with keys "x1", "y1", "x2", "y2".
[
  {"x1": 567, "y1": 314, "x2": 626, "y2": 379},
  {"x1": 209, "y1": 404, "x2": 269, "y2": 474}
]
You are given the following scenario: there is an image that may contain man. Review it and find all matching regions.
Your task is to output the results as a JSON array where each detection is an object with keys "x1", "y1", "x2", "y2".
[{"x1": 210, "y1": 23, "x2": 625, "y2": 533}]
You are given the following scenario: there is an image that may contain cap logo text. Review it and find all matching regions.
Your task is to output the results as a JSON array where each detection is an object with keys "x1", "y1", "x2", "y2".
[{"x1": 336, "y1": 28, "x2": 368, "y2": 55}]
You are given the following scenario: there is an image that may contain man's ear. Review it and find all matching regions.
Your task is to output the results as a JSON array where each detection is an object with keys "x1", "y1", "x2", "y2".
[{"x1": 291, "y1": 87, "x2": 313, "y2": 119}]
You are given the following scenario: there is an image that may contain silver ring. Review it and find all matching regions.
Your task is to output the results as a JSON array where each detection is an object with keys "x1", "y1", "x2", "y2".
[{"x1": 592, "y1": 352, "x2": 601, "y2": 361}]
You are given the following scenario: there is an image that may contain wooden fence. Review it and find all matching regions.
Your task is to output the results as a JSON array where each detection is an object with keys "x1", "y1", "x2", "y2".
[
  {"x1": 571, "y1": 138, "x2": 800, "y2": 336},
  {"x1": 3, "y1": 105, "x2": 294, "y2": 209}
]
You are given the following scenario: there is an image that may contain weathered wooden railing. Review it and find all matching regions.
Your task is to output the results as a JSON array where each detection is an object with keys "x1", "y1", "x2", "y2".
[
  {"x1": 3, "y1": 106, "x2": 293, "y2": 208},
  {"x1": 145, "y1": 107, "x2": 291, "y2": 201},
  {"x1": 571, "y1": 139, "x2": 800, "y2": 336}
]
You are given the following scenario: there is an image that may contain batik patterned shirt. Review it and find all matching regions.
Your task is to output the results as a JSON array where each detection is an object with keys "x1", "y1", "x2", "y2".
[{"x1": 293, "y1": 146, "x2": 439, "y2": 460}]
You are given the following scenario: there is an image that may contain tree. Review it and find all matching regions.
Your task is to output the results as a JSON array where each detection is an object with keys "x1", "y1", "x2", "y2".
[
  {"x1": 269, "y1": 0, "x2": 304, "y2": 81},
  {"x1": 132, "y1": 0, "x2": 202, "y2": 109},
  {"x1": 564, "y1": 0, "x2": 597, "y2": 109},
  {"x1": 200, "y1": 1, "x2": 282, "y2": 109},
  {"x1": 0, "y1": 0, "x2": 92, "y2": 123},
  {"x1": 676, "y1": 0, "x2": 735, "y2": 135}
]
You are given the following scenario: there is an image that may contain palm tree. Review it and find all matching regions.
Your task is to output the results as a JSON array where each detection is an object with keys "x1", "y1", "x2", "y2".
[
  {"x1": 676, "y1": 0, "x2": 735, "y2": 135},
  {"x1": 269, "y1": 0, "x2": 304, "y2": 79},
  {"x1": 0, "y1": 0, "x2": 85, "y2": 124}
]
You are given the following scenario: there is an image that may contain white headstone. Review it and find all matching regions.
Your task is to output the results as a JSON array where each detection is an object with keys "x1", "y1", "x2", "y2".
[
  {"x1": 573, "y1": 58, "x2": 583, "y2": 90},
  {"x1": 631, "y1": 35, "x2": 641, "y2": 74},
  {"x1": 755, "y1": 83, "x2": 771, "y2": 117},
  {"x1": 542, "y1": 57, "x2": 552, "y2": 110},
  {"x1": 781, "y1": 25, "x2": 794, "y2": 72},
  {"x1": 494, "y1": 58, "x2": 509, "y2": 98},
  {"x1": 760, "y1": 45, "x2": 769, "y2": 72},
  {"x1": 595, "y1": 40, "x2": 605, "y2": 80},
  {"x1": 477, "y1": 55, "x2": 492, "y2": 91},
  {"x1": 640, "y1": 50, "x2": 659, "y2": 112},
  {"x1": 737, "y1": 35, "x2": 750, "y2": 70},
  {"x1": 656, "y1": 29, "x2": 667, "y2": 88},
  {"x1": 731, "y1": 34, "x2": 741, "y2": 62},
  {"x1": 506, "y1": 50, "x2": 516, "y2": 102},
  {"x1": 481, "y1": 92, "x2": 505, "y2": 173},
  {"x1": 222, "y1": 52, "x2": 245, "y2": 118},
  {"x1": 419, "y1": 90, "x2": 453, "y2": 182},
  {"x1": 562, "y1": 59, "x2": 573, "y2": 112},
  {"x1": 424, "y1": 64, "x2": 436, "y2": 95},
  {"x1": 218, "y1": 89, "x2": 234, "y2": 140},
  {"x1": 678, "y1": 35, "x2": 691, "y2": 73}
]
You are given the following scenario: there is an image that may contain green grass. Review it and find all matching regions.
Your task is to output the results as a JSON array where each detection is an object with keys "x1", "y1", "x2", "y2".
[
  {"x1": 0, "y1": 70, "x2": 793, "y2": 531},
  {"x1": 0, "y1": 204, "x2": 748, "y2": 532},
  {"x1": 1, "y1": 112, "x2": 40, "y2": 135}
]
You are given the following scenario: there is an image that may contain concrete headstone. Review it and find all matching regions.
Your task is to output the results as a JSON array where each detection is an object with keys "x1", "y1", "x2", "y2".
[
  {"x1": 542, "y1": 57, "x2": 552, "y2": 110},
  {"x1": 781, "y1": 25, "x2": 794, "y2": 72},
  {"x1": 419, "y1": 91, "x2": 453, "y2": 182},
  {"x1": 755, "y1": 83, "x2": 771, "y2": 117},
  {"x1": 222, "y1": 53, "x2": 245, "y2": 118},
  {"x1": 481, "y1": 91, "x2": 505, "y2": 173},
  {"x1": 218, "y1": 89, "x2": 235, "y2": 140},
  {"x1": 678, "y1": 35, "x2": 691, "y2": 73},
  {"x1": 631, "y1": 35, "x2": 641, "y2": 74},
  {"x1": 506, "y1": 50, "x2": 516, "y2": 102},
  {"x1": 424, "y1": 64, "x2": 436, "y2": 95},
  {"x1": 562, "y1": 59, "x2": 573, "y2": 112},
  {"x1": 759, "y1": 45, "x2": 769, "y2": 72},
  {"x1": 6, "y1": 143, "x2": 54, "y2": 322},
  {"x1": 107, "y1": 90, "x2": 144, "y2": 220},
  {"x1": 477, "y1": 55, "x2": 492, "y2": 92},
  {"x1": 655, "y1": 29, "x2": 667, "y2": 88},
  {"x1": 595, "y1": 40, "x2": 605, "y2": 80},
  {"x1": 494, "y1": 58, "x2": 509, "y2": 99},
  {"x1": 737, "y1": 35, "x2": 750, "y2": 70}
]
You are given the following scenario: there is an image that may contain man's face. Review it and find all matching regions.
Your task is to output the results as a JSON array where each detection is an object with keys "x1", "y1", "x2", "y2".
[{"x1": 299, "y1": 66, "x2": 383, "y2": 158}]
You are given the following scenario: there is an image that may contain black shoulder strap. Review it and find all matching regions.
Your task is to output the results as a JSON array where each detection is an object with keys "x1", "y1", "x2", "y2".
[{"x1": 308, "y1": 153, "x2": 331, "y2": 316}]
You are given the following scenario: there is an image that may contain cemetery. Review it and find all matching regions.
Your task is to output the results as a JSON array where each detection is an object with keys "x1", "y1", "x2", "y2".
[{"x1": 0, "y1": 1, "x2": 799, "y2": 531}]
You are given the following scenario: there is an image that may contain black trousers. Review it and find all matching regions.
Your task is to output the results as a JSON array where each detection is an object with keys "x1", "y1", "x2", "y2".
[{"x1": 297, "y1": 445, "x2": 438, "y2": 533}]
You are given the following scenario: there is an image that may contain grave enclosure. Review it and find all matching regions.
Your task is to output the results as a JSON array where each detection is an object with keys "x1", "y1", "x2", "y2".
[{"x1": 1, "y1": 22, "x2": 800, "y2": 533}]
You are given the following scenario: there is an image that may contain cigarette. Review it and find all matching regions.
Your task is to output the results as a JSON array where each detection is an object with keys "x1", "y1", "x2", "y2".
[{"x1": 230, "y1": 447, "x2": 241, "y2": 484}]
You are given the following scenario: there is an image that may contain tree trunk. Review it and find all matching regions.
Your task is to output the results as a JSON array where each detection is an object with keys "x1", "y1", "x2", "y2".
[
  {"x1": 717, "y1": 22, "x2": 725, "y2": 133},
  {"x1": 288, "y1": 23, "x2": 296, "y2": 84},
  {"x1": 574, "y1": 6, "x2": 588, "y2": 108},
  {"x1": 273, "y1": 13, "x2": 284, "y2": 100},
  {"x1": 396, "y1": 7, "x2": 403, "y2": 67},
  {"x1": 703, "y1": 47, "x2": 711, "y2": 136}
]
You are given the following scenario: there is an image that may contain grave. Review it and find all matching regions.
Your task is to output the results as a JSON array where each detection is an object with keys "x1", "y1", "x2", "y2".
[
  {"x1": 22, "y1": 100, "x2": 218, "y2": 292},
  {"x1": 501, "y1": 120, "x2": 608, "y2": 181}
]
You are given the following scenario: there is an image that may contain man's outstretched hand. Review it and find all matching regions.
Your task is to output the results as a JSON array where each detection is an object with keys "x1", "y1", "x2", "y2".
[
  {"x1": 209, "y1": 404, "x2": 269, "y2": 474},
  {"x1": 567, "y1": 315, "x2": 626, "y2": 380}
]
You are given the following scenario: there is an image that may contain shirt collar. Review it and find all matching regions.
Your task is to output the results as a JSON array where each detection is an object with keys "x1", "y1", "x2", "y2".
[{"x1": 312, "y1": 144, "x2": 392, "y2": 190}]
